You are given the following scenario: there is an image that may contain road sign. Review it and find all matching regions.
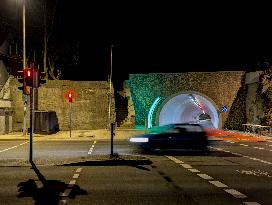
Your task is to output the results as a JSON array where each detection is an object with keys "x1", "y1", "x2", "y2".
[{"x1": 221, "y1": 105, "x2": 228, "y2": 113}]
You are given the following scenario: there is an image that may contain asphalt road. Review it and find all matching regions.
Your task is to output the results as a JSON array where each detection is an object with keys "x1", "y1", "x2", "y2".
[{"x1": 0, "y1": 138, "x2": 271, "y2": 205}]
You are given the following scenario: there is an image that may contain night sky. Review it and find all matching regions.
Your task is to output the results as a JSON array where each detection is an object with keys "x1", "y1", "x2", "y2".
[
  {"x1": 71, "y1": 1, "x2": 272, "y2": 81},
  {"x1": 2, "y1": 1, "x2": 272, "y2": 82}
]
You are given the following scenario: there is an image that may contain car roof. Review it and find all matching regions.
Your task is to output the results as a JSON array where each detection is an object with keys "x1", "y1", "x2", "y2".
[{"x1": 148, "y1": 123, "x2": 203, "y2": 134}]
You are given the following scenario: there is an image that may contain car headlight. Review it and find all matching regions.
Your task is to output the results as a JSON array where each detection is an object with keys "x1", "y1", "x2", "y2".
[{"x1": 129, "y1": 137, "x2": 149, "y2": 143}]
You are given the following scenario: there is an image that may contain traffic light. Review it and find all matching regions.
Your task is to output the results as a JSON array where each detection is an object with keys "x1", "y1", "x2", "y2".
[
  {"x1": 17, "y1": 70, "x2": 30, "y2": 95},
  {"x1": 24, "y1": 68, "x2": 33, "y2": 87},
  {"x1": 39, "y1": 71, "x2": 46, "y2": 85},
  {"x1": 17, "y1": 70, "x2": 24, "y2": 92},
  {"x1": 68, "y1": 92, "x2": 73, "y2": 102}
]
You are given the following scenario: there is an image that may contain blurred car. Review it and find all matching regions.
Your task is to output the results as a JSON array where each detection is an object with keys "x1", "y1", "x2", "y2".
[{"x1": 129, "y1": 123, "x2": 209, "y2": 152}]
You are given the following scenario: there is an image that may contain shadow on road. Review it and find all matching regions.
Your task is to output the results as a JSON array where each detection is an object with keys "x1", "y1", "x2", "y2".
[
  {"x1": 17, "y1": 161, "x2": 87, "y2": 205},
  {"x1": 61, "y1": 154, "x2": 152, "y2": 171}
]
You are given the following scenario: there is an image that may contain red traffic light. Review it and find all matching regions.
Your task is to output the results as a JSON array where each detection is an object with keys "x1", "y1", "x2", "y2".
[
  {"x1": 64, "y1": 90, "x2": 75, "y2": 102},
  {"x1": 24, "y1": 68, "x2": 33, "y2": 86},
  {"x1": 68, "y1": 92, "x2": 73, "y2": 102}
]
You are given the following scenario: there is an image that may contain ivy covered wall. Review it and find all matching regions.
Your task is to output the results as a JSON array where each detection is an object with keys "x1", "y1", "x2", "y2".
[{"x1": 126, "y1": 72, "x2": 245, "y2": 128}]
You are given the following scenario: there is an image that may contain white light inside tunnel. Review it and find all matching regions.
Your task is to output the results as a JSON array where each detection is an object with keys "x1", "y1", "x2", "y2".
[
  {"x1": 189, "y1": 94, "x2": 205, "y2": 114},
  {"x1": 159, "y1": 93, "x2": 219, "y2": 128},
  {"x1": 148, "y1": 97, "x2": 161, "y2": 129}
]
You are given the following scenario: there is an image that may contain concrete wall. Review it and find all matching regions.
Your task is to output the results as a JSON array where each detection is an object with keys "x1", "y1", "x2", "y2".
[
  {"x1": 10, "y1": 78, "x2": 115, "y2": 131},
  {"x1": 126, "y1": 71, "x2": 246, "y2": 129}
]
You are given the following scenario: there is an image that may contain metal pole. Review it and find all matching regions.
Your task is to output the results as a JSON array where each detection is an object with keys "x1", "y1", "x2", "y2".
[
  {"x1": 29, "y1": 86, "x2": 33, "y2": 162},
  {"x1": 110, "y1": 122, "x2": 114, "y2": 156},
  {"x1": 23, "y1": 0, "x2": 27, "y2": 136},
  {"x1": 69, "y1": 102, "x2": 72, "y2": 138},
  {"x1": 108, "y1": 45, "x2": 113, "y2": 129}
]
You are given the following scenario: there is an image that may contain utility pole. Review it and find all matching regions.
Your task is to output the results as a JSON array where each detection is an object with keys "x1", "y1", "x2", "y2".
[{"x1": 22, "y1": 0, "x2": 27, "y2": 136}]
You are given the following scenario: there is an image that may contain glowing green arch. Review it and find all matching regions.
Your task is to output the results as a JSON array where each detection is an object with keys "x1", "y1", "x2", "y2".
[{"x1": 147, "y1": 96, "x2": 161, "y2": 128}]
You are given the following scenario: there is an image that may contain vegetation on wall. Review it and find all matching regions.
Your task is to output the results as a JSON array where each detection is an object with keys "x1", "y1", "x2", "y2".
[
  {"x1": 224, "y1": 73, "x2": 247, "y2": 130},
  {"x1": 259, "y1": 67, "x2": 272, "y2": 126}
]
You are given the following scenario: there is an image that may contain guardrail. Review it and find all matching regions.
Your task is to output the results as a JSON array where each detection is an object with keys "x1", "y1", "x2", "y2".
[{"x1": 242, "y1": 123, "x2": 272, "y2": 135}]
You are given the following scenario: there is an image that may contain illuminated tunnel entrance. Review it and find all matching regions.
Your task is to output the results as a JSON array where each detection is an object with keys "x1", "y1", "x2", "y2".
[{"x1": 157, "y1": 92, "x2": 219, "y2": 128}]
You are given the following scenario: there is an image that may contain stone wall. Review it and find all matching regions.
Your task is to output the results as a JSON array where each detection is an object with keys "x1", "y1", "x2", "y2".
[
  {"x1": 10, "y1": 77, "x2": 115, "y2": 131},
  {"x1": 126, "y1": 71, "x2": 246, "y2": 129}
]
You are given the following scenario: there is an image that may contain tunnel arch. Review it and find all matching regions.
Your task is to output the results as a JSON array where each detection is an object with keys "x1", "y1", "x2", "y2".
[{"x1": 156, "y1": 91, "x2": 221, "y2": 128}]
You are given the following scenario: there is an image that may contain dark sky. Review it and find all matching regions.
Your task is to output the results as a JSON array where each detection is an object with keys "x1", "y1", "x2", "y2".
[
  {"x1": 66, "y1": 1, "x2": 272, "y2": 82},
  {"x1": 2, "y1": 1, "x2": 272, "y2": 81}
]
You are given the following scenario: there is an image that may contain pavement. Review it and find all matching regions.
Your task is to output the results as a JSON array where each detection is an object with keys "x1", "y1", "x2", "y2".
[{"x1": 0, "y1": 128, "x2": 146, "y2": 141}]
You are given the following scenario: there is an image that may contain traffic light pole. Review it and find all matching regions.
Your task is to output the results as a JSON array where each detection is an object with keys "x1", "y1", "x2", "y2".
[
  {"x1": 29, "y1": 86, "x2": 33, "y2": 162},
  {"x1": 22, "y1": 0, "x2": 27, "y2": 136},
  {"x1": 69, "y1": 101, "x2": 72, "y2": 138}
]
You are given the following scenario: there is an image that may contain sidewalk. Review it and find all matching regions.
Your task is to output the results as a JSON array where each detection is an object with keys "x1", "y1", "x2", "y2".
[{"x1": 0, "y1": 129, "x2": 146, "y2": 141}]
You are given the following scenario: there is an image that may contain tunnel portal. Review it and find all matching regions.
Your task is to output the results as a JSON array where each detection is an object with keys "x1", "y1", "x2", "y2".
[{"x1": 158, "y1": 92, "x2": 219, "y2": 128}]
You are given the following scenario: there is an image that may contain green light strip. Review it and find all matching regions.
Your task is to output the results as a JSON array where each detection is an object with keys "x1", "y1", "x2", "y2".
[{"x1": 147, "y1": 97, "x2": 161, "y2": 128}]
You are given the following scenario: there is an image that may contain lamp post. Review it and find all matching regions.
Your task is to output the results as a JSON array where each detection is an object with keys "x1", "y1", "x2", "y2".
[{"x1": 22, "y1": 0, "x2": 27, "y2": 136}]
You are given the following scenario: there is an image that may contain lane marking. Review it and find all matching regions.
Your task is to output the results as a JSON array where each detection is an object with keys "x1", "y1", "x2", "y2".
[
  {"x1": 0, "y1": 141, "x2": 28, "y2": 153},
  {"x1": 240, "y1": 144, "x2": 249, "y2": 147},
  {"x1": 60, "y1": 188, "x2": 72, "y2": 197},
  {"x1": 210, "y1": 146, "x2": 272, "y2": 165},
  {"x1": 197, "y1": 173, "x2": 213, "y2": 180},
  {"x1": 76, "y1": 168, "x2": 82, "y2": 173},
  {"x1": 166, "y1": 155, "x2": 262, "y2": 204},
  {"x1": 73, "y1": 174, "x2": 79, "y2": 179},
  {"x1": 166, "y1": 155, "x2": 184, "y2": 163},
  {"x1": 180, "y1": 164, "x2": 192, "y2": 169},
  {"x1": 243, "y1": 202, "x2": 262, "y2": 205},
  {"x1": 188, "y1": 168, "x2": 200, "y2": 173},
  {"x1": 224, "y1": 189, "x2": 247, "y2": 198},
  {"x1": 209, "y1": 180, "x2": 228, "y2": 188},
  {"x1": 88, "y1": 141, "x2": 96, "y2": 155},
  {"x1": 68, "y1": 181, "x2": 76, "y2": 188}
]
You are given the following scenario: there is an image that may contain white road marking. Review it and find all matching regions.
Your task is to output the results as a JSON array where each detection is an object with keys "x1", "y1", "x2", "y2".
[
  {"x1": 180, "y1": 164, "x2": 192, "y2": 169},
  {"x1": 166, "y1": 156, "x2": 184, "y2": 163},
  {"x1": 188, "y1": 169, "x2": 200, "y2": 173},
  {"x1": 60, "y1": 188, "x2": 72, "y2": 197},
  {"x1": 243, "y1": 202, "x2": 262, "y2": 205},
  {"x1": 76, "y1": 168, "x2": 82, "y2": 173},
  {"x1": 68, "y1": 180, "x2": 76, "y2": 188},
  {"x1": 73, "y1": 174, "x2": 79, "y2": 179},
  {"x1": 197, "y1": 174, "x2": 213, "y2": 180},
  {"x1": 0, "y1": 141, "x2": 28, "y2": 153},
  {"x1": 87, "y1": 141, "x2": 97, "y2": 155},
  {"x1": 166, "y1": 155, "x2": 261, "y2": 204},
  {"x1": 224, "y1": 189, "x2": 247, "y2": 198},
  {"x1": 210, "y1": 146, "x2": 272, "y2": 165},
  {"x1": 240, "y1": 144, "x2": 249, "y2": 147},
  {"x1": 209, "y1": 181, "x2": 228, "y2": 188}
]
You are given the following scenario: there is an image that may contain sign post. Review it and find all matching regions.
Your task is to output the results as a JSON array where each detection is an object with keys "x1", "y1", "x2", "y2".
[{"x1": 68, "y1": 92, "x2": 73, "y2": 138}]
